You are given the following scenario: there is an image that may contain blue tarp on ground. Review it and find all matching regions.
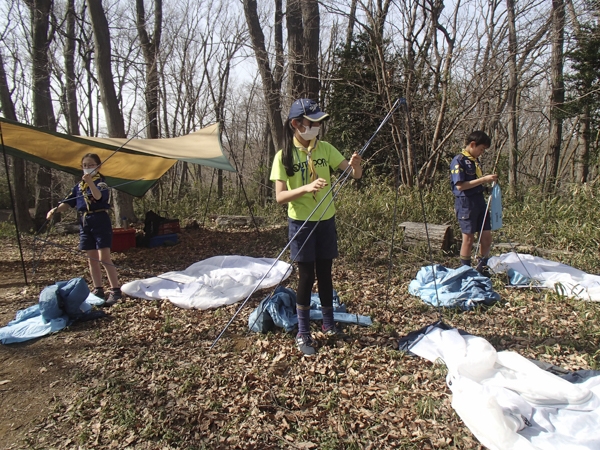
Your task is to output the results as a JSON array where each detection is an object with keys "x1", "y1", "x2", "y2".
[
  {"x1": 0, "y1": 278, "x2": 105, "y2": 344},
  {"x1": 248, "y1": 286, "x2": 372, "y2": 333},
  {"x1": 408, "y1": 264, "x2": 500, "y2": 310}
]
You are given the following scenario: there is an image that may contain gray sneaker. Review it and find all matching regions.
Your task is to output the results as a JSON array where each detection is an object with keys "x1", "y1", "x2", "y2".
[{"x1": 296, "y1": 333, "x2": 317, "y2": 355}]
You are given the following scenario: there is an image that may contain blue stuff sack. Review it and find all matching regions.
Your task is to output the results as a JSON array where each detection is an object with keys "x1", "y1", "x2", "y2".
[
  {"x1": 56, "y1": 278, "x2": 90, "y2": 319},
  {"x1": 39, "y1": 285, "x2": 63, "y2": 323}
]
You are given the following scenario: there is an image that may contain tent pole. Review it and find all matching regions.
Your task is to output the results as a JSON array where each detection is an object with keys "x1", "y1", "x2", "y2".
[
  {"x1": 201, "y1": 168, "x2": 216, "y2": 228},
  {"x1": 0, "y1": 121, "x2": 28, "y2": 284}
]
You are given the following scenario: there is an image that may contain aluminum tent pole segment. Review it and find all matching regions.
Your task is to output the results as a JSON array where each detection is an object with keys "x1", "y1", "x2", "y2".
[
  {"x1": 475, "y1": 146, "x2": 502, "y2": 258},
  {"x1": 0, "y1": 121, "x2": 28, "y2": 284},
  {"x1": 210, "y1": 100, "x2": 403, "y2": 350}
]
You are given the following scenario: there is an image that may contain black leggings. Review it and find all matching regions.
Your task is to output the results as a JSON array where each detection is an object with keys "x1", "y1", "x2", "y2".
[{"x1": 296, "y1": 259, "x2": 333, "y2": 308}]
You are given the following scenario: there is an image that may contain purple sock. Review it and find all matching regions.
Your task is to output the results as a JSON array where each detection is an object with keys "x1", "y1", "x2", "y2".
[
  {"x1": 322, "y1": 307, "x2": 334, "y2": 331},
  {"x1": 296, "y1": 305, "x2": 311, "y2": 335}
]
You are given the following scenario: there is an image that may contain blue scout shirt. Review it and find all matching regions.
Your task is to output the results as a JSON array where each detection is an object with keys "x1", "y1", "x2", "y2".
[
  {"x1": 64, "y1": 177, "x2": 111, "y2": 212},
  {"x1": 450, "y1": 153, "x2": 484, "y2": 198}
]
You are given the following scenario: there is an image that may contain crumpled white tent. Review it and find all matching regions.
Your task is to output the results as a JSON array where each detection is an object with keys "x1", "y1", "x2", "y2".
[
  {"x1": 121, "y1": 255, "x2": 292, "y2": 310},
  {"x1": 409, "y1": 326, "x2": 600, "y2": 450},
  {"x1": 488, "y1": 252, "x2": 600, "y2": 301}
]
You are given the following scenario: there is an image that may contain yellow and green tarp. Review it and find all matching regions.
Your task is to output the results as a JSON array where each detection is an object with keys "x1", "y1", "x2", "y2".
[{"x1": 0, "y1": 118, "x2": 236, "y2": 197}]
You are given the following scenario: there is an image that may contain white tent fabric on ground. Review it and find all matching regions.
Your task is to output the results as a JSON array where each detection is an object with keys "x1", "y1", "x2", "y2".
[
  {"x1": 121, "y1": 255, "x2": 293, "y2": 309},
  {"x1": 408, "y1": 325, "x2": 600, "y2": 450},
  {"x1": 488, "y1": 252, "x2": 600, "y2": 301}
]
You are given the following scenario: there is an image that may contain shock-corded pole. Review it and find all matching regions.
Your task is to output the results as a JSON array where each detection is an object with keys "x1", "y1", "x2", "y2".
[{"x1": 0, "y1": 121, "x2": 28, "y2": 284}]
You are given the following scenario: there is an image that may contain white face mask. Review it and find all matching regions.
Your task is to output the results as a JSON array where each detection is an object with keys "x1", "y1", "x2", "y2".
[
  {"x1": 298, "y1": 124, "x2": 320, "y2": 141},
  {"x1": 83, "y1": 168, "x2": 97, "y2": 175}
]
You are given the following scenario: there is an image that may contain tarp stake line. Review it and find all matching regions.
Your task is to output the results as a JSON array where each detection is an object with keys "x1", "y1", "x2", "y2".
[
  {"x1": 0, "y1": 121, "x2": 28, "y2": 284},
  {"x1": 201, "y1": 169, "x2": 216, "y2": 228},
  {"x1": 221, "y1": 122, "x2": 261, "y2": 234},
  {"x1": 210, "y1": 99, "x2": 404, "y2": 350},
  {"x1": 95, "y1": 118, "x2": 156, "y2": 172},
  {"x1": 404, "y1": 101, "x2": 442, "y2": 321},
  {"x1": 29, "y1": 234, "x2": 194, "y2": 286},
  {"x1": 496, "y1": 231, "x2": 542, "y2": 293}
]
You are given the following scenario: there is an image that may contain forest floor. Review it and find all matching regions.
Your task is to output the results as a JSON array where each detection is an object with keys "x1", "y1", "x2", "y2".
[{"x1": 0, "y1": 222, "x2": 598, "y2": 449}]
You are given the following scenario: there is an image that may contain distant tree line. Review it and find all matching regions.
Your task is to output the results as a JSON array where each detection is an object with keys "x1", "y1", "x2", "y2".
[{"x1": 0, "y1": 0, "x2": 598, "y2": 230}]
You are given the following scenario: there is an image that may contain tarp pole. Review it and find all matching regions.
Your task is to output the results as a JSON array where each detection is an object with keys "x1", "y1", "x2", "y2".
[{"x1": 0, "y1": 121, "x2": 28, "y2": 284}]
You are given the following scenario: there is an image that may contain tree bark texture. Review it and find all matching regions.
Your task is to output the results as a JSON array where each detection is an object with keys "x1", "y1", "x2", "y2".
[
  {"x1": 506, "y1": 0, "x2": 519, "y2": 194},
  {"x1": 136, "y1": 0, "x2": 162, "y2": 140},
  {"x1": 0, "y1": 52, "x2": 34, "y2": 231},
  {"x1": 26, "y1": 0, "x2": 56, "y2": 227},
  {"x1": 546, "y1": 0, "x2": 565, "y2": 191},
  {"x1": 243, "y1": 0, "x2": 283, "y2": 150},
  {"x1": 399, "y1": 222, "x2": 454, "y2": 252},
  {"x1": 88, "y1": 0, "x2": 135, "y2": 223}
]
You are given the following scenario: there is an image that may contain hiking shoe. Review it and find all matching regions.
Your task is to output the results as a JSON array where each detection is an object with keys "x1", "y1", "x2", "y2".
[
  {"x1": 104, "y1": 289, "x2": 122, "y2": 307},
  {"x1": 296, "y1": 333, "x2": 317, "y2": 355},
  {"x1": 91, "y1": 287, "x2": 105, "y2": 299},
  {"x1": 476, "y1": 265, "x2": 493, "y2": 278}
]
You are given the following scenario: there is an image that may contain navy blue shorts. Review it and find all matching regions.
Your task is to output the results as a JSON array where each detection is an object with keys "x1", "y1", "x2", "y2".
[
  {"x1": 288, "y1": 217, "x2": 339, "y2": 263},
  {"x1": 79, "y1": 211, "x2": 113, "y2": 250},
  {"x1": 455, "y1": 196, "x2": 490, "y2": 235}
]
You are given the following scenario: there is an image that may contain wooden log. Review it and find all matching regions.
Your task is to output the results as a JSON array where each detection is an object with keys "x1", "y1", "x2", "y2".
[
  {"x1": 215, "y1": 215, "x2": 264, "y2": 228},
  {"x1": 399, "y1": 222, "x2": 453, "y2": 251}
]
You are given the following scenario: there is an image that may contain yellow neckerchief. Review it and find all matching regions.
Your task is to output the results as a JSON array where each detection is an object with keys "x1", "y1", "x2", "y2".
[
  {"x1": 79, "y1": 173, "x2": 101, "y2": 211},
  {"x1": 461, "y1": 149, "x2": 483, "y2": 178},
  {"x1": 293, "y1": 136, "x2": 318, "y2": 183}
]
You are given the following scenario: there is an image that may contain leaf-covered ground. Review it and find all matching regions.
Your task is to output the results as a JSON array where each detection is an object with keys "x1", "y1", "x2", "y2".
[{"x1": 1, "y1": 224, "x2": 599, "y2": 449}]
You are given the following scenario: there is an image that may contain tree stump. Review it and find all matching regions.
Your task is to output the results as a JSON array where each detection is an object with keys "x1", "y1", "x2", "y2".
[
  {"x1": 215, "y1": 215, "x2": 264, "y2": 228},
  {"x1": 399, "y1": 222, "x2": 453, "y2": 251}
]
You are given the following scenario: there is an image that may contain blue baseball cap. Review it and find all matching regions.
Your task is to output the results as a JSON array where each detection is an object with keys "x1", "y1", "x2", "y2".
[{"x1": 288, "y1": 99, "x2": 329, "y2": 122}]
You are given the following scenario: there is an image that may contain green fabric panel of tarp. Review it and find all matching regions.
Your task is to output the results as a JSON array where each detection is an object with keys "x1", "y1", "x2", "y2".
[{"x1": 0, "y1": 118, "x2": 235, "y2": 197}]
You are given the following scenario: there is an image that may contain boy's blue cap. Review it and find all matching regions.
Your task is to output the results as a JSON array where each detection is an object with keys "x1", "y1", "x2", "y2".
[{"x1": 288, "y1": 99, "x2": 329, "y2": 122}]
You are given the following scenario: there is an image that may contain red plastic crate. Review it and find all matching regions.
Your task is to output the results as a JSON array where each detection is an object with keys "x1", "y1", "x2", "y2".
[{"x1": 111, "y1": 228, "x2": 136, "y2": 252}]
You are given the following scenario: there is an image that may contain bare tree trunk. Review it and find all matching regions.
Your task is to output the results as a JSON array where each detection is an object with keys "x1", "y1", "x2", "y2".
[
  {"x1": 506, "y1": 0, "x2": 519, "y2": 194},
  {"x1": 64, "y1": 0, "x2": 80, "y2": 136},
  {"x1": 243, "y1": 0, "x2": 283, "y2": 150},
  {"x1": 0, "y1": 52, "x2": 34, "y2": 232},
  {"x1": 301, "y1": 0, "x2": 320, "y2": 98},
  {"x1": 286, "y1": 0, "x2": 304, "y2": 99},
  {"x1": 135, "y1": 0, "x2": 162, "y2": 140},
  {"x1": 420, "y1": 0, "x2": 457, "y2": 185},
  {"x1": 88, "y1": 0, "x2": 135, "y2": 224},
  {"x1": 566, "y1": 0, "x2": 590, "y2": 183},
  {"x1": 546, "y1": 0, "x2": 565, "y2": 192},
  {"x1": 576, "y1": 106, "x2": 590, "y2": 182},
  {"x1": 26, "y1": 0, "x2": 56, "y2": 228},
  {"x1": 345, "y1": 0, "x2": 358, "y2": 51}
]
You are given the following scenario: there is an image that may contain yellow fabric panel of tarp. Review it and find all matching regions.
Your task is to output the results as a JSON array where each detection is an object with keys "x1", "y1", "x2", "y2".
[{"x1": 0, "y1": 119, "x2": 236, "y2": 197}]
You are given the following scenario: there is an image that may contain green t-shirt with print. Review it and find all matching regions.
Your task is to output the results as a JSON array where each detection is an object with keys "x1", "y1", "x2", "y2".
[{"x1": 270, "y1": 140, "x2": 346, "y2": 221}]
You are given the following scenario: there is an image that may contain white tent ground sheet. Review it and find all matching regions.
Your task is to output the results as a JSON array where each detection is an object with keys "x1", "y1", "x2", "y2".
[
  {"x1": 489, "y1": 252, "x2": 600, "y2": 301},
  {"x1": 409, "y1": 327, "x2": 600, "y2": 450},
  {"x1": 121, "y1": 255, "x2": 292, "y2": 309}
]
